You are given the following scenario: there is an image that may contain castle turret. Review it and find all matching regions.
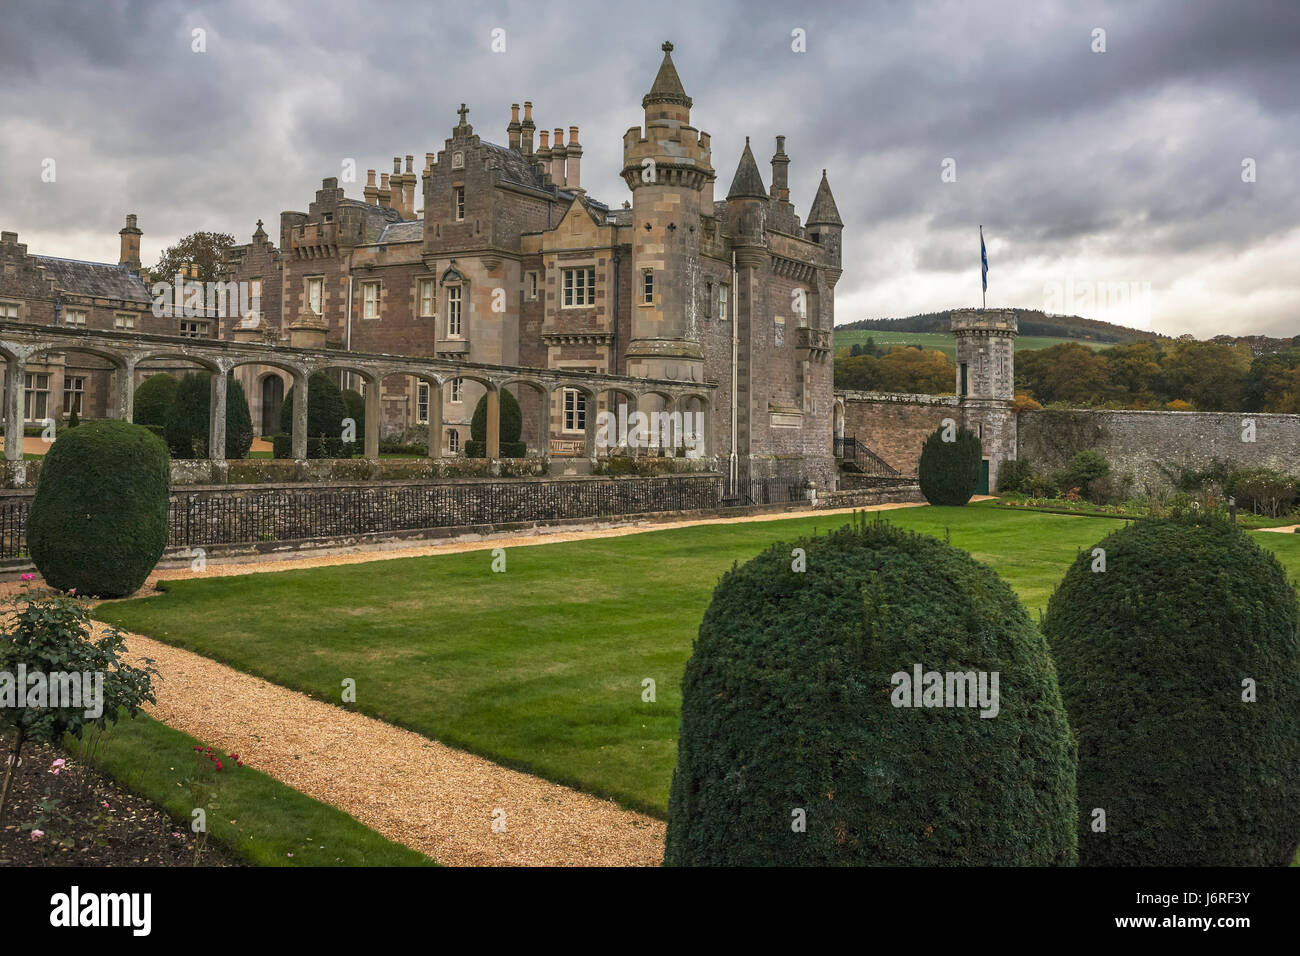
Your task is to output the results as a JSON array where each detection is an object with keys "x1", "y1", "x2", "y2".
[
  {"x1": 952, "y1": 308, "x2": 1018, "y2": 492},
  {"x1": 806, "y1": 169, "x2": 842, "y2": 266},
  {"x1": 620, "y1": 41, "x2": 714, "y2": 384}
]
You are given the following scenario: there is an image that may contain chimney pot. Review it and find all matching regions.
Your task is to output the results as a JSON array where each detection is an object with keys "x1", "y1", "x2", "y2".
[
  {"x1": 393, "y1": 157, "x2": 401, "y2": 173},
  {"x1": 405, "y1": 154, "x2": 414, "y2": 173},
  {"x1": 367, "y1": 169, "x2": 377, "y2": 186}
]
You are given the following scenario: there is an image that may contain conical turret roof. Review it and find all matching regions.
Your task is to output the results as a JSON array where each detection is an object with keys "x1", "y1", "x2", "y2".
[
  {"x1": 643, "y1": 41, "x2": 693, "y2": 109},
  {"x1": 807, "y1": 169, "x2": 842, "y2": 227},
  {"x1": 727, "y1": 138, "x2": 768, "y2": 200}
]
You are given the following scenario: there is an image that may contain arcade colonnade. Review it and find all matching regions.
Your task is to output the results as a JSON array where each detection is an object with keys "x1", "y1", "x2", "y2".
[{"x1": 0, "y1": 323, "x2": 716, "y2": 463}]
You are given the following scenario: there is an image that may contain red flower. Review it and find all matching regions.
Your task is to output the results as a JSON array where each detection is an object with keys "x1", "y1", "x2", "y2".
[{"x1": 215, "y1": 761, "x2": 223, "y2": 771}]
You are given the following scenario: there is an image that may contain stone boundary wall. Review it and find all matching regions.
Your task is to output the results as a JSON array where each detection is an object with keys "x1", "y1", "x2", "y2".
[
  {"x1": 1017, "y1": 408, "x2": 1300, "y2": 493},
  {"x1": 0, "y1": 472, "x2": 924, "y2": 572},
  {"x1": 838, "y1": 391, "x2": 960, "y2": 476}
]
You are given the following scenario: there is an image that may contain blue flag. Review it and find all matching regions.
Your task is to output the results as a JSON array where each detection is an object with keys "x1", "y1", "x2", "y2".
[{"x1": 980, "y1": 226, "x2": 988, "y2": 293}]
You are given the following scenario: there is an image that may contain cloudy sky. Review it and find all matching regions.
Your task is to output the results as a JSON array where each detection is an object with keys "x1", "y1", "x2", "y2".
[{"x1": 3, "y1": 0, "x2": 1297, "y2": 337}]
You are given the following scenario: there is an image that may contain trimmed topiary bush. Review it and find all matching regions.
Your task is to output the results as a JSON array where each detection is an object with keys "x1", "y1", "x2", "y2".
[
  {"x1": 132, "y1": 373, "x2": 178, "y2": 429},
  {"x1": 280, "y1": 371, "x2": 346, "y2": 442},
  {"x1": 918, "y1": 423, "x2": 981, "y2": 506},
  {"x1": 665, "y1": 515, "x2": 1078, "y2": 866},
  {"x1": 224, "y1": 377, "x2": 255, "y2": 460},
  {"x1": 26, "y1": 420, "x2": 170, "y2": 598},
  {"x1": 163, "y1": 372, "x2": 210, "y2": 459},
  {"x1": 1044, "y1": 512, "x2": 1300, "y2": 866},
  {"x1": 467, "y1": 388, "x2": 524, "y2": 458}
]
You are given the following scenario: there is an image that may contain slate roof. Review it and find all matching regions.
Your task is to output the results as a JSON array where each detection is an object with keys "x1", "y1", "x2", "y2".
[
  {"x1": 376, "y1": 221, "x2": 423, "y2": 243},
  {"x1": 483, "y1": 142, "x2": 550, "y2": 190},
  {"x1": 806, "y1": 169, "x2": 843, "y2": 227},
  {"x1": 643, "y1": 42, "x2": 693, "y2": 109},
  {"x1": 726, "y1": 138, "x2": 768, "y2": 200},
  {"x1": 33, "y1": 256, "x2": 152, "y2": 304}
]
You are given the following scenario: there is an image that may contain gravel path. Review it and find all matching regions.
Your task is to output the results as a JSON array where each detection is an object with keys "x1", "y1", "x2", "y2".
[{"x1": 112, "y1": 625, "x2": 666, "y2": 866}]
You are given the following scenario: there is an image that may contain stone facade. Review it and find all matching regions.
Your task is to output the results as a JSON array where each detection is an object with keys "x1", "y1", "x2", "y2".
[
  {"x1": 214, "y1": 41, "x2": 839, "y2": 486},
  {"x1": 0, "y1": 221, "x2": 213, "y2": 428}
]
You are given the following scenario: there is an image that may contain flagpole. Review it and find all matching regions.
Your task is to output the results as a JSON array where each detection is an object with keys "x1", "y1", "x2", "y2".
[{"x1": 980, "y1": 225, "x2": 986, "y2": 310}]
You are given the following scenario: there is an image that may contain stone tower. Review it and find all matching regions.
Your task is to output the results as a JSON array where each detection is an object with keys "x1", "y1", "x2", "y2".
[
  {"x1": 620, "y1": 41, "x2": 715, "y2": 385},
  {"x1": 951, "y1": 308, "x2": 1017, "y2": 492}
]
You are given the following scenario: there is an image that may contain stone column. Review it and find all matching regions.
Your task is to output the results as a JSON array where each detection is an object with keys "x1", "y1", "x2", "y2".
[
  {"x1": 583, "y1": 391, "x2": 597, "y2": 458},
  {"x1": 536, "y1": 387, "x2": 551, "y2": 457},
  {"x1": 208, "y1": 371, "x2": 228, "y2": 460},
  {"x1": 4, "y1": 355, "x2": 24, "y2": 463},
  {"x1": 291, "y1": 370, "x2": 308, "y2": 459},
  {"x1": 364, "y1": 374, "x2": 380, "y2": 460},
  {"x1": 425, "y1": 381, "x2": 443, "y2": 458},
  {"x1": 485, "y1": 388, "x2": 500, "y2": 459},
  {"x1": 114, "y1": 359, "x2": 136, "y2": 422}
]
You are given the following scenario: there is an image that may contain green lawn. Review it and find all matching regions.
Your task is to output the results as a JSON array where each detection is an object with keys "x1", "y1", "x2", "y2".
[
  {"x1": 94, "y1": 504, "x2": 1300, "y2": 818},
  {"x1": 834, "y1": 328, "x2": 1113, "y2": 359},
  {"x1": 76, "y1": 714, "x2": 435, "y2": 866}
]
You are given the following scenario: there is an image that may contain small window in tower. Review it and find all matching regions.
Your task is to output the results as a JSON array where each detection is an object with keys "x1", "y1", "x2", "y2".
[
  {"x1": 454, "y1": 187, "x2": 465, "y2": 221},
  {"x1": 642, "y1": 270, "x2": 654, "y2": 305},
  {"x1": 719, "y1": 285, "x2": 728, "y2": 320},
  {"x1": 419, "y1": 278, "x2": 436, "y2": 317},
  {"x1": 703, "y1": 280, "x2": 713, "y2": 317}
]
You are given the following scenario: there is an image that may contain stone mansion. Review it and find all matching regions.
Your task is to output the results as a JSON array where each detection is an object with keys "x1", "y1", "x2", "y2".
[{"x1": 0, "y1": 41, "x2": 843, "y2": 487}]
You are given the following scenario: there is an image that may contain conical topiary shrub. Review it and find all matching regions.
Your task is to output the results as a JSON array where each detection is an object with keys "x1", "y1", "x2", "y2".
[
  {"x1": 1044, "y1": 512, "x2": 1300, "y2": 866},
  {"x1": 26, "y1": 420, "x2": 170, "y2": 598},
  {"x1": 467, "y1": 388, "x2": 525, "y2": 458},
  {"x1": 665, "y1": 515, "x2": 1078, "y2": 866},
  {"x1": 918, "y1": 422, "x2": 982, "y2": 506}
]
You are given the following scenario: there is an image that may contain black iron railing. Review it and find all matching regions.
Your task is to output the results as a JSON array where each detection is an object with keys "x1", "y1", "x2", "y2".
[{"x1": 834, "y1": 434, "x2": 903, "y2": 477}]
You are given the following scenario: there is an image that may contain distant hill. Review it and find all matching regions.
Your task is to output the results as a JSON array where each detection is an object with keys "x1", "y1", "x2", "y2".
[{"x1": 840, "y1": 309, "x2": 1165, "y2": 345}]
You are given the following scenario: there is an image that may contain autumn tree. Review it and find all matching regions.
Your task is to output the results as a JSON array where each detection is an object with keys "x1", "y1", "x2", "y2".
[{"x1": 150, "y1": 231, "x2": 236, "y2": 283}]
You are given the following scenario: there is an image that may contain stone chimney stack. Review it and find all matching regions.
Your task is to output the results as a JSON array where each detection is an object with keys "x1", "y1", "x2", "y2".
[
  {"x1": 508, "y1": 104, "x2": 522, "y2": 151},
  {"x1": 537, "y1": 129, "x2": 551, "y2": 181},
  {"x1": 565, "y1": 126, "x2": 582, "y2": 190},
  {"x1": 521, "y1": 101, "x2": 535, "y2": 158},
  {"x1": 770, "y1": 135, "x2": 790, "y2": 203},
  {"x1": 364, "y1": 169, "x2": 379, "y2": 205},
  {"x1": 377, "y1": 172, "x2": 392, "y2": 208},
  {"x1": 118, "y1": 213, "x2": 142, "y2": 270},
  {"x1": 551, "y1": 128, "x2": 566, "y2": 186},
  {"x1": 425, "y1": 152, "x2": 436, "y2": 172}
]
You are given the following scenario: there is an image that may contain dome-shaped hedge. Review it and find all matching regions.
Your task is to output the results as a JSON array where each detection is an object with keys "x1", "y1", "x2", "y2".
[
  {"x1": 665, "y1": 516, "x2": 1078, "y2": 866},
  {"x1": 27, "y1": 420, "x2": 170, "y2": 598},
  {"x1": 1044, "y1": 513, "x2": 1300, "y2": 866},
  {"x1": 132, "y1": 373, "x2": 178, "y2": 428},
  {"x1": 918, "y1": 423, "x2": 982, "y2": 506}
]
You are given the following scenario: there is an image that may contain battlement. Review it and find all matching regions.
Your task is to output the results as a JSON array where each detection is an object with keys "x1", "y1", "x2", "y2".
[{"x1": 951, "y1": 308, "x2": 1018, "y2": 334}]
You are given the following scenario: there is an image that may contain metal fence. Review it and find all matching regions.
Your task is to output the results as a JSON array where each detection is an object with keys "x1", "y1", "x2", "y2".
[
  {"x1": 0, "y1": 475, "x2": 729, "y2": 559},
  {"x1": 0, "y1": 472, "x2": 855, "y2": 561}
]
